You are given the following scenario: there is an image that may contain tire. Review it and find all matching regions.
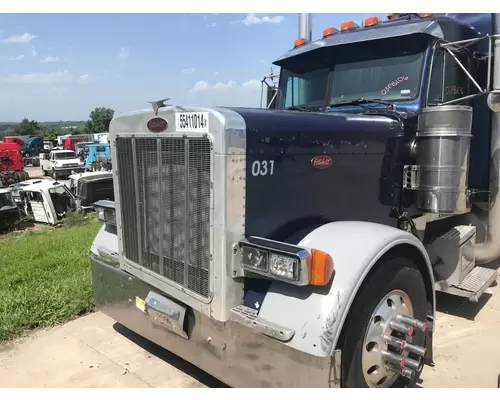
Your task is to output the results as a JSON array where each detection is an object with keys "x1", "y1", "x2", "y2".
[
  {"x1": 52, "y1": 169, "x2": 57, "y2": 180},
  {"x1": 340, "y1": 256, "x2": 428, "y2": 388}
]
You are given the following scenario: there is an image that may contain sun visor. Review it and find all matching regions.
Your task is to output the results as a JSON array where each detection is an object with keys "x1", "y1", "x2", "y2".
[{"x1": 273, "y1": 19, "x2": 444, "y2": 66}]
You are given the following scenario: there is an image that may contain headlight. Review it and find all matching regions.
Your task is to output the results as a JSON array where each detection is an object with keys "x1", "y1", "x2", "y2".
[
  {"x1": 238, "y1": 237, "x2": 334, "y2": 287},
  {"x1": 94, "y1": 200, "x2": 116, "y2": 225},
  {"x1": 269, "y1": 253, "x2": 298, "y2": 281},
  {"x1": 241, "y1": 246, "x2": 268, "y2": 272}
]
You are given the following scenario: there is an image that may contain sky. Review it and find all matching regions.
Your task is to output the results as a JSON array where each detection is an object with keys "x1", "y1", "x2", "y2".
[{"x1": 0, "y1": 13, "x2": 386, "y2": 122}]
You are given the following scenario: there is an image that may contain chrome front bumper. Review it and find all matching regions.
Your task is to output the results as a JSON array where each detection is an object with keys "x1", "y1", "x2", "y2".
[{"x1": 90, "y1": 254, "x2": 340, "y2": 388}]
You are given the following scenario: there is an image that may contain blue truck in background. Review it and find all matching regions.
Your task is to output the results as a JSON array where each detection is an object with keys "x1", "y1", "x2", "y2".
[{"x1": 85, "y1": 143, "x2": 112, "y2": 171}]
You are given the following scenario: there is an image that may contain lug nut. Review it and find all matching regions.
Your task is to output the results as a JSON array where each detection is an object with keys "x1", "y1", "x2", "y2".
[
  {"x1": 383, "y1": 334, "x2": 406, "y2": 350},
  {"x1": 386, "y1": 363, "x2": 415, "y2": 380},
  {"x1": 401, "y1": 356, "x2": 422, "y2": 372},
  {"x1": 390, "y1": 321, "x2": 414, "y2": 336},
  {"x1": 404, "y1": 342, "x2": 427, "y2": 357},
  {"x1": 382, "y1": 350, "x2": 406, "y2": 367},
  {"x1": 397, "y1": 315, "x2": 428, "y2": 332}
]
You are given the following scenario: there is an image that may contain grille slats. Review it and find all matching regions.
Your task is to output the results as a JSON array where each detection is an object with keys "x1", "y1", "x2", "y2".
[{"x1": 116, "y1": 136, "x2": 211, "y2": 298}]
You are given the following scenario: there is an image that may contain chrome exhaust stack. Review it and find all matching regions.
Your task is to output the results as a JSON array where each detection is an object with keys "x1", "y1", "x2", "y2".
[
  {"x1": 475, "y1": 13, "x2": 500, "y2": 263},
  {"x1": 298, "y1": 13, "x2": 312, "y2": 41}
]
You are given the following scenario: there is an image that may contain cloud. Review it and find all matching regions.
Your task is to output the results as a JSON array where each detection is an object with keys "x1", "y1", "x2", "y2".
[
  {"x1": 117, "y1": 47, "x2": 129, "y2": 60},
  {"x1": 41, "y1": 56, "x2": 60, "y2": 63},
  {"x1": 207, "y1": 23, "x2": 217, "y2": 28},
  {"x1": 190, "y1": 80, "x2": 236, "y2": 92},
  {"x1": 0, "y1": 70, "x2": 90, "y2": 85},
  {"x1": 184, "y1": 79, "x2": 262, "y2": 108},
  {"x1": 182, "y1": 67, "x2": 197, "y2": 75},
  {"x1": 242, "y1": 79, "x2": 261, "y2": 89},
  {"x1": 50, "y1": 87, "x2": 66, "y2": 97},
  {"x1": 232, "y1": 14, "x2": 285, "y2": 25},
  {"x1": 31, "y1": 46, "x2": 37, "y2": 57},
  {"x1": 1, "y1": 33, "x2": 37, "y2": 44},
  {"x1": 0, "y1": 54, "x2": 24, "y2": 61}
]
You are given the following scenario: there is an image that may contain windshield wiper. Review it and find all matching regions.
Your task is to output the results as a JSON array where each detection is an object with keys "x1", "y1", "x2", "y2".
[
  {"x1": 327, "y1": 98, "x2": 397, "y2": 110},
  {"x1": 285, "y1": 105, "x2": 323, "y2": 112}
]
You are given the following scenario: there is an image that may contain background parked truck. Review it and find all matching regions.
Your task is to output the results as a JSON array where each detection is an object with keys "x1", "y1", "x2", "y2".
[
  {"x1": 40, "y1": 149, "x2": 85, "y2": 180},
  {"x1": 90, "y1": 13, "x2": 500, "y2": 388}
]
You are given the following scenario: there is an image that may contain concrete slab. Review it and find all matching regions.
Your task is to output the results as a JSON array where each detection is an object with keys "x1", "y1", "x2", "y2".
[
  {"x1": 0, "y1": 324, "x2": 150, "y2": 388},
  {"x1": 1, "y1": 271, "x2": 499, "y2": 388}
]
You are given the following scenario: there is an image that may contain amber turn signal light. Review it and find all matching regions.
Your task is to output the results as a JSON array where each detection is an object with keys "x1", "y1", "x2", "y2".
[{"x1": 309, "y1": 248, "x2": 334, "y2": 286}]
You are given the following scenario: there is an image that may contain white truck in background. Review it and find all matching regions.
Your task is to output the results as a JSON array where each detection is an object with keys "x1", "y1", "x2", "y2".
[{"x1": 40, "y1": 149, "x2": 85, "y2": 180}]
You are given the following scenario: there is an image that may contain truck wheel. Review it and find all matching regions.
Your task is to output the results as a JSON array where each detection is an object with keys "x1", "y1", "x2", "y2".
[
  {"x1": 340, "y1": 256, "x2": 428, "y2": 388},
  {"x1": 52, "y1": 169, "x2": 57, "y2": 180}
]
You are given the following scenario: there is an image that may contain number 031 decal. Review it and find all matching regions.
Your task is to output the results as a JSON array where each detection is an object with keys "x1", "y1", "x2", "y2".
[{"x1": 251, "y1": 160, "x2": 275, "y2": 176}]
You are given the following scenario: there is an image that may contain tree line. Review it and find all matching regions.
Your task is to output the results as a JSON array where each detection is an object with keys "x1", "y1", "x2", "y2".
[{"x1": 0, "y1": 106, "x2": 115, "y2": 141}]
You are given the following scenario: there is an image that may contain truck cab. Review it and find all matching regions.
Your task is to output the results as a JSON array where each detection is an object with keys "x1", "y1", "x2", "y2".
[
  {"x1": 41, "y1": 149, "x2": 85, "y2": 180},
  {"x1": 84, "y1": 143, "x2": 111, "y2": 171},
  {"x1": 16, "y1": 180, "x2": 77, "y2": 225},
  {"x1": 89, "y1": 13, "x2": 500, "y2": 388}
]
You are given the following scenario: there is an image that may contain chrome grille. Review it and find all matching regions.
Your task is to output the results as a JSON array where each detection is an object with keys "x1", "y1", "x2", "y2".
[{"x1": 115, "y1": 136, "x2": 212, "y2": 298}]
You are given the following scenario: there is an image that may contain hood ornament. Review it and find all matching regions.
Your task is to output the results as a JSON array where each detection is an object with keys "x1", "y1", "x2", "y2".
[{"x1": 148, "y1": 98, "x2": 171, "y2": 115}]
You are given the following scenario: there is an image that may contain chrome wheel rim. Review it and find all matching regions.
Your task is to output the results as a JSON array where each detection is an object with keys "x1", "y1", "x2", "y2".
[{"x1": 362, "y1": 289, "x2": 414, "y2": 388}]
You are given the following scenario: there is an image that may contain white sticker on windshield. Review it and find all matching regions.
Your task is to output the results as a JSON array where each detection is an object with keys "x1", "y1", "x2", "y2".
[{"x1": 400, "y1": 89, "x2": 411, "y2": 96}]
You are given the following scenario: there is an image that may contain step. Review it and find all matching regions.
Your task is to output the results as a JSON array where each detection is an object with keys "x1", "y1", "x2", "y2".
[
  {"x1": 229, "y1": 305, "x2": 295, "y2": 342},
  {"x1": 436, "y1": 266, "x2": 498, "y2": 302}
]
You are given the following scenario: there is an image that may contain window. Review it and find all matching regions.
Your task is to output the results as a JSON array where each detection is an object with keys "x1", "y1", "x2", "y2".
[
  {"x1": 330, "y1": 52, "x2": 425, "y2": 105},
  {"x1": 0, "y1": 193, "x2": 16, "y2": 209},
  {"x1": 428, "y1": 49, "x2": 471, "y2": 104},
  {"x1": 54, "y1": 151, "x2": 77, "y2": 159},
  {"x1": 281, "y1": 68, "x2": 330, "y2": 109},
  {"x1": 26, "y1": 191, "x2": 43, "y2": 202},
  {"x1": 95, "y1": 146, "x2": 106, "y2": 152},
  {"x1": 277, "y1": 35, "x2": 429, "y2": 110}
]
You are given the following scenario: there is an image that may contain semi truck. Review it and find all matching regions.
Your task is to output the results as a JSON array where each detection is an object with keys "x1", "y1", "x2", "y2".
[
  {"x1": 90, "y1": 13, "x2": 500, "y2": 388},
  {"x1": 0, "y1": 142, "x2": 30, "y2": 187}
]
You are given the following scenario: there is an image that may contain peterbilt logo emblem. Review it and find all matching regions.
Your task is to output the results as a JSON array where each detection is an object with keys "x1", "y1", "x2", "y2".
[
  {"x1": 147, "y1": 117, "x2": 168, "y2": 133},
  {"x1": 310, "y1": 155, "x2": 332, "y2": 170}
]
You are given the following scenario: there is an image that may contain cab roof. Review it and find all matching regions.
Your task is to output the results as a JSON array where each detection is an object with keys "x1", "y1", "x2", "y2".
[
  {"x1": 22, "y1": 180, "x2": 65, "y2": 191},
  {"x1": 273, "y1": 14, "x2": 482, "y2": 66},
  {"x1": 69, "y1": 171, "x2": 111, "y2": 181}
]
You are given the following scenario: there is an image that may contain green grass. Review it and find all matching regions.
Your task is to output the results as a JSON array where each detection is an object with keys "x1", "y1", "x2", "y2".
[{"x1": 0, "y1": 215, "x2": 102, "y2": 341}]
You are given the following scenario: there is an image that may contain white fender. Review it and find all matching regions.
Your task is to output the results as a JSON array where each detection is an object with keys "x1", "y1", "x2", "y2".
[{"x1": 256, "y1": 221, "x2": 435, "y2": 358}]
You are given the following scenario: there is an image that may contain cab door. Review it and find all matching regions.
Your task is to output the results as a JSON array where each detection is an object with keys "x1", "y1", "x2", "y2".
[{"x1": 23, "y1": 190, "x2": 50, "y2": 224}]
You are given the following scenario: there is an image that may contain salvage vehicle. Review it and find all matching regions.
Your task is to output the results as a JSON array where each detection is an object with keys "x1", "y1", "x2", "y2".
[
  {"x1": 21, "y1": 136, "x2": 43, "y2": 157},
  {"x1": 85, "y1": 143, "x2": 111, "y2": 171},
  {"x1": 0, "y1": 187, "x2": 21, "y2": 231},
  {"x1": 90, "y1": 13, "x2": 500, "y2": 388},
  {"x1": 75, "y1": 141, "x2": 96, "y2": 158},
  {"x1": 0, "y1": 142, "x2": 30, "y2": 187},
  {"x1": 17, "y1": 180, "x2": 76, "y2": 225},
  {"x1": 69, "y1": 171, "x2": 114, "y2": 210},
  {"x1": 40, "y1": 149, "x2": 85, "y2": 180}
]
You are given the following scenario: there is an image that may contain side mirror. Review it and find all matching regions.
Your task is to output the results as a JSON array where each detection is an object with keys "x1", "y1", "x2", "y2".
[
  {"x1": 266, "y1": 87, "x2": 278, "y2": 109},
  {"x1": 487, "y1": 91, "x2": 500, "y2": 113}
]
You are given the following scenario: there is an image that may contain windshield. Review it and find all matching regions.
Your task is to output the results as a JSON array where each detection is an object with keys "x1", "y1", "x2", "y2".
[
  {"x1": 0, "y1": 192, "x2": 16, "y2": 209},
  {"x1": 278, "y1": 36, "x2": 428, "y2": 109},
  {"x1": 54, "y1": 151, "x2": 77, "y2": 159}
]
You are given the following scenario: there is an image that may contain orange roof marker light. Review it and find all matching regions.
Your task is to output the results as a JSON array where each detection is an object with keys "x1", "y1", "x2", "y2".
[
  {"x1": 364, "y1": 16, "x2": 381, "y2": 27},
  {"x1": 322, "y1": 27, "x2": 337, "y2": 38},
  {"x1": 340, "y1": 20, "x2": 359, "y2": 31},
  {"x1": 387, "y1": 13, "x2": 399, "y2": 20},
  {"x1": 418, "y1": 13, "x2": 433, "y2": 17},
  {"x1": 294, "y1": 37, "x2": 306, "y2": 47}
]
